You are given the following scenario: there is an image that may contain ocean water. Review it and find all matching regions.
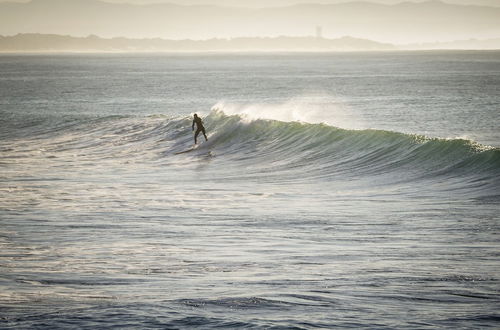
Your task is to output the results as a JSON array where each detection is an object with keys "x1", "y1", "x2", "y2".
[{"x1": 1, "y1": 51, "x2": 499, "y2": 329}]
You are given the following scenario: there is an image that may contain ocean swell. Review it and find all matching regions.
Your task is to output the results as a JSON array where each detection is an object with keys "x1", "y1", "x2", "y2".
[{"x1": 2, "y1": 108, "x2": 499, "y2": 193}]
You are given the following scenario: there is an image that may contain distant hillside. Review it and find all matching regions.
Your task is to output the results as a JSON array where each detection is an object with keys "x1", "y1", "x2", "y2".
[
  {"x1": 0, "y1": 0, "x2": 499, "y2": 44},
  {"x1": 0, "y1": 34, "x2": 396, "y2": 52}
]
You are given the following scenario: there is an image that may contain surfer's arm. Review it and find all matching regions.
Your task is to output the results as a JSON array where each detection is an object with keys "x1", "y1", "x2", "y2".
[{"x1": 192, "y1": 119, "x2": 195, "y2": 131}]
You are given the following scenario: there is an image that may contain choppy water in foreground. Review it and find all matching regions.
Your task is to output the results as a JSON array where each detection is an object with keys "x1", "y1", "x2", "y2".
[{"x1": 1, "y1": 52, "x2": 499, "y2": 328}]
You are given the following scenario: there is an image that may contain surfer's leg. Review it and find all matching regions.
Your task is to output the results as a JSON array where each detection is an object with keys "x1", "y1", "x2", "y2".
[
  {"x1": 202, "y1": 127, "x2": 208, "y2": 141},
  {"x1": 194, "y1": 129, "x2": 201, "y2": 144}
]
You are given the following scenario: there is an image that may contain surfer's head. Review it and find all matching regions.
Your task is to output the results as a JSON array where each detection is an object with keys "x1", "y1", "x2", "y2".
[{"x1": 194, "y1": 113, "x2": 198, "y2": 118}]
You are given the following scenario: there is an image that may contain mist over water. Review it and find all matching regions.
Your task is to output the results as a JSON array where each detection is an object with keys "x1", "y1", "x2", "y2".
[{"x1": 1, "y1": 52, "x2": 499, "y2": 328}]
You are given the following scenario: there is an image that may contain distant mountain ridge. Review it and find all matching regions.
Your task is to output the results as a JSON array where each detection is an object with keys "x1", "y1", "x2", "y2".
[
  {"x1": 1, "y1": 33, "x2": 499, "y2": 52},
  {"x1": 0, "y1": 33, "x2": 396, "y2": 52},
  {"x1": 0, "y1": 0, "x2": 499, "y2": 43}
]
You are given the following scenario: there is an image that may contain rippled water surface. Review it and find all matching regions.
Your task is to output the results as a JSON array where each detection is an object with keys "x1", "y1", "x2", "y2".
[{"x1": 1, "y1": 52, "x2": 499, "y2": 328}]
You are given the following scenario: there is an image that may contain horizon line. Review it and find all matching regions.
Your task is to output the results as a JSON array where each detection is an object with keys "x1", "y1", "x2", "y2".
[{"x1": 2, "y1": 32, "x2": 500, "y2": 45}]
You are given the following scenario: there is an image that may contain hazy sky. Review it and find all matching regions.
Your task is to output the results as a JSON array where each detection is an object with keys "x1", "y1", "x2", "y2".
[
  {"x1": 112, "y1": 0, "x2": 500, "y2": 6},
  {"x1": 1, "y1": 0, "x2": 499, "y2": 43},
  {"x1": 1, "y1": 0, "x2": 500, "y2": 6}
]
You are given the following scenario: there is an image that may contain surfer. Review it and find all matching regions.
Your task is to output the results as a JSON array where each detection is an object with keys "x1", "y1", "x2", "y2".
[{"x1": 192, "y1": 113, "x2": 208, "y2": 144}]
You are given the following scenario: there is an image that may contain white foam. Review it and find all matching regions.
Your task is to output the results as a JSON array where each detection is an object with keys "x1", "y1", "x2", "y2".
[{"x1": 211, "y1": 96, "x2": 364, "y2": 130}]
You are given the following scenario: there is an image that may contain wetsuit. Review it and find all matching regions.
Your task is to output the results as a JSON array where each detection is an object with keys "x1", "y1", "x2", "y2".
[{"x1": 192, "y1": 116, "x2": 208, "y2": 144}]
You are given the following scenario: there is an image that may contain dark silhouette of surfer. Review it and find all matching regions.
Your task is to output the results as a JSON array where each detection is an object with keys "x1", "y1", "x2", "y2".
[{"x1": 192, "y1": 113, "x2": 208, "y2": 144}]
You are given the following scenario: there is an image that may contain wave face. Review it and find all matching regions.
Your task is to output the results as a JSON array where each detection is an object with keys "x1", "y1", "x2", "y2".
[
  {"x1": 3, "y1": 108, "x2": 498, "y2": 198},
  {"x1": 201, "y1": 109, "x2": 499, "y2": 179}
]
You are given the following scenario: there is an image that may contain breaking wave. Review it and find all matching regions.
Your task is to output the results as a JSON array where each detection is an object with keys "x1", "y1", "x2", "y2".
[{"x1": 2, "y1": 107, "x2": 499, "y2": 195}]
